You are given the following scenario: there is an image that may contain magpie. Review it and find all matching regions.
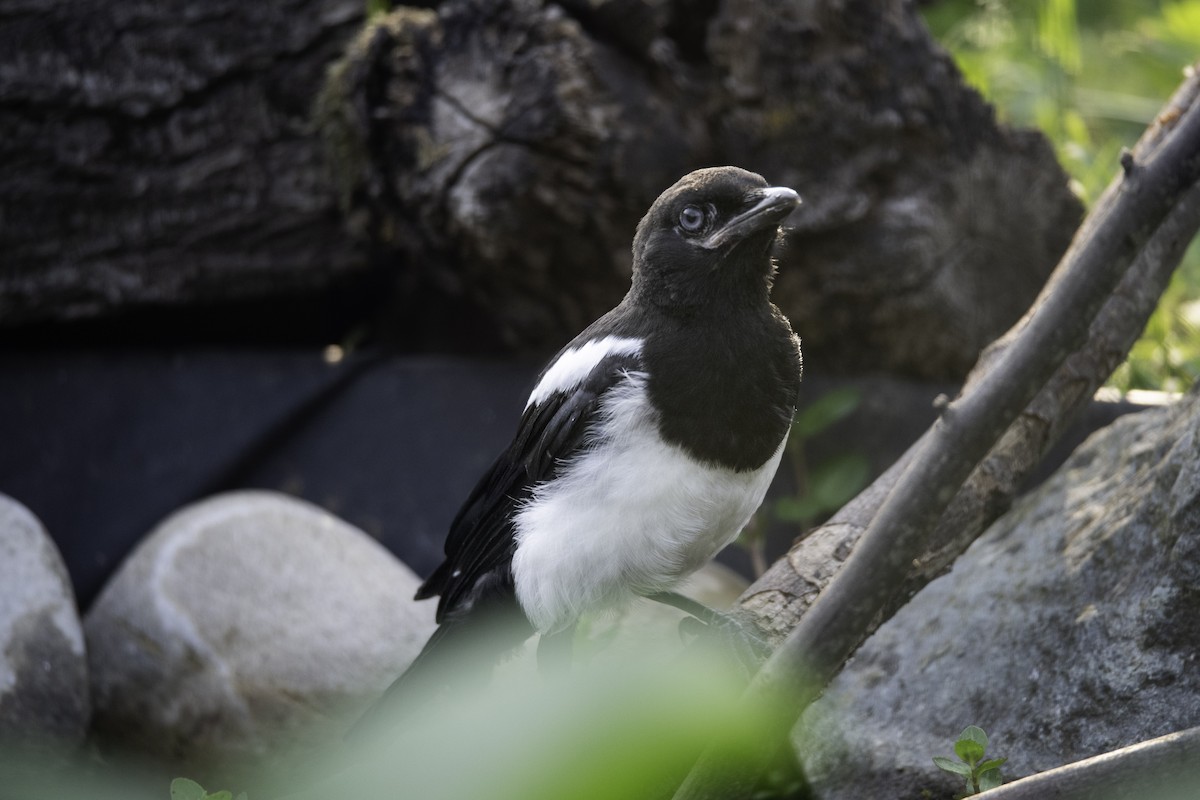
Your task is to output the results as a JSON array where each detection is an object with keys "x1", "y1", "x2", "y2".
[{"x1": 376, "y1": 166, "x2": 801, "y2": 711}]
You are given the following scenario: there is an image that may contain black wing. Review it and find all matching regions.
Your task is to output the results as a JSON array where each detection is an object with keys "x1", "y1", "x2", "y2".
[{"x1": 416, "y1": 348, "x2": 643, "y2": 624}]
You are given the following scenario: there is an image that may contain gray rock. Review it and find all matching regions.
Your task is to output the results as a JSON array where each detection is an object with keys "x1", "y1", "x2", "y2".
[
  {"x1": 84, "y1": 490, "x2": 436, "y2": 762},
  {"x1": 0, "y1": 494, "x2": 89, "y2": 746},
  {"x1": 797, "y1": 388, "x2": 1200, "y2": 800}
]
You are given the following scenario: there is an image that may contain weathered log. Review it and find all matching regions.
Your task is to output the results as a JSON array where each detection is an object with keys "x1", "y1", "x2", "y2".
[
  {"x1": 2, "y1": 0, "x2": 1080, "y2": 375},
  {"x1": 316, "y1": 1, "x2": 714, "y2": 350},
  {"x1": 318, "y1": 0, "x2": 1082, "y2": 376},
  {"x1": 0, "y1": 0, "x2": 367, "y2": 327}
]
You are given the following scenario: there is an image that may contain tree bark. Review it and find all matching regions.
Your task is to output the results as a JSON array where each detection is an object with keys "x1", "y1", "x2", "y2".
[
  {"x1": 0, "y1": 0, "x2": 367, "y2": 327},
  {"x1": 2, "y1": 0, "x2": 1080, "y2": 371}
]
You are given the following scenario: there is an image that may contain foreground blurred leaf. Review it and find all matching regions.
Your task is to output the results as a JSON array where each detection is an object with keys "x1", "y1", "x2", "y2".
[{"x1": 170, "y1": 779, "x2": 207, "y2": 800}]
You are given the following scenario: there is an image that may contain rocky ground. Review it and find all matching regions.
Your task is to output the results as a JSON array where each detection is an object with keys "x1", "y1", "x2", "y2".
[{"x1": 798, "y1": 386, "x2": 1200, "y2": 799}]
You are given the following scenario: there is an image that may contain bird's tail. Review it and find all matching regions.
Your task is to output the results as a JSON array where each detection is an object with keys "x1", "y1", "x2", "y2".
[{"x1": 347, "y1": 594, "x2": 532, "y2": 741}]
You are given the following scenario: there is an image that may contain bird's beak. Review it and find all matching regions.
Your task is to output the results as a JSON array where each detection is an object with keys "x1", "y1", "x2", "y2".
[{"x1": 700, "y1": 186, "x2": 801, "y2": 250}]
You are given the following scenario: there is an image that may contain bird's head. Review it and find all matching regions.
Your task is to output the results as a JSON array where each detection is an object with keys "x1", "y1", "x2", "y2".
[{"x1": 630, "y1": 166, "x2": 800, "y2": 311}]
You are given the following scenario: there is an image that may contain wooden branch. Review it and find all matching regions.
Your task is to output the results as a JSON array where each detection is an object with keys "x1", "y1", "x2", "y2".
[
  {"x1": 743, "y1": 67, "x2": 1200, "y2": 641},
  {"x1": 672, "y1": 65, "x2": 1200, "y2": 800},
  {"x1": 976, "y1": 726, "x2": 1200, "y2": 800}
]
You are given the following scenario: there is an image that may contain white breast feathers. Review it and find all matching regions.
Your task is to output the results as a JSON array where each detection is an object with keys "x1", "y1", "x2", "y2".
[{"x1": 511, "y1": 373, "x2": 786, "y2": 634}]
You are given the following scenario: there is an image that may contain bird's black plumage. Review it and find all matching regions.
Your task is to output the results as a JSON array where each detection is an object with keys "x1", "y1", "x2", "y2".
[
  {"x1": 365, "y1": 166, "x2": 802, "y2": 720},
  {"x1": 415, "y1": 345, "x2": 642, "y2": 621}
]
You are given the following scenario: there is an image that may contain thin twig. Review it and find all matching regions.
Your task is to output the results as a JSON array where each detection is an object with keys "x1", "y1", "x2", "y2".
[{"x1": 976, "y1": 726, "x2": 1200, "y2": 800}]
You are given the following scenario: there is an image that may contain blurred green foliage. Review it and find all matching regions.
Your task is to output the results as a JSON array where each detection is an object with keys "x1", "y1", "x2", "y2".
[
  {"x1": 170, "y1": 778, "x2": 246, "y2": 800},
  {"x1": 923, "y1": 0, "x2": 1200, "y2": 392},
  {"x1": 8, "y1": 642, "x2": 809, "y2": 800},
  {"x1": 287, "y1": 648, "x2": 800, "y2": 800}
]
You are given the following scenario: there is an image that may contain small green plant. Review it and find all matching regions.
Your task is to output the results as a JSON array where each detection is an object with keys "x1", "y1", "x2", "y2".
[
  {"x1": 933, "y1": 725, "x2": 1007, "y2": 796},
  {"x1": 170, "y1": 778, "x2": 247, "y2": 800}
]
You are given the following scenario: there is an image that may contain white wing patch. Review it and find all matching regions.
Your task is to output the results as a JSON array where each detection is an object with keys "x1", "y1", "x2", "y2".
[
  {"x1": 525, "y1": 336, "x2": 644, "y2": 409},
  {"x1": 512, "y1": 374, "x2": 787, "y2": 634}
]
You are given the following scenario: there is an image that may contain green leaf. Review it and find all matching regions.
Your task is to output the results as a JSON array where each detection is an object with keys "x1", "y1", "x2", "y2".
[
  {"x1": 954, "y1": 737, "x2": 985, "y2": 764},
  {"x1": 933, "y1": 756, "x2": 973, "y2": 776},
  {"x1": 960, "y1": 725, "x2": 989, "y2": 749},
  {"x1": 207, "y1": 793, "x2": 233, "y2": 800},
  {"x1": 170, "y1": 778, "x2": 207, "y2": 800},
  {"x1": 979, "y1": 767, "x2": 1004, "y2": 791},
  {"x1": 977, "y1": 757, "x2": 1008, "y2": 773},
  {"x1": 792, "y1": 388, "x2": 861, "y2": 439},
  {"x1": 960, "y1": 724, "x2": 988, "y2": 743}
]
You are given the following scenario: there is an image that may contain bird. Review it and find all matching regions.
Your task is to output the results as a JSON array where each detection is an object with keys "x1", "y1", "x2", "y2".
[{"x1": 371, "y1": 165, "x2": 802, "y2": 717}]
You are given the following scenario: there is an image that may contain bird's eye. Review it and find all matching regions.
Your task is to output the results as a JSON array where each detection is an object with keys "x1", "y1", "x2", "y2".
[{"x1": 678, "y1": 205, "x2": 706, "y2": 233}]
